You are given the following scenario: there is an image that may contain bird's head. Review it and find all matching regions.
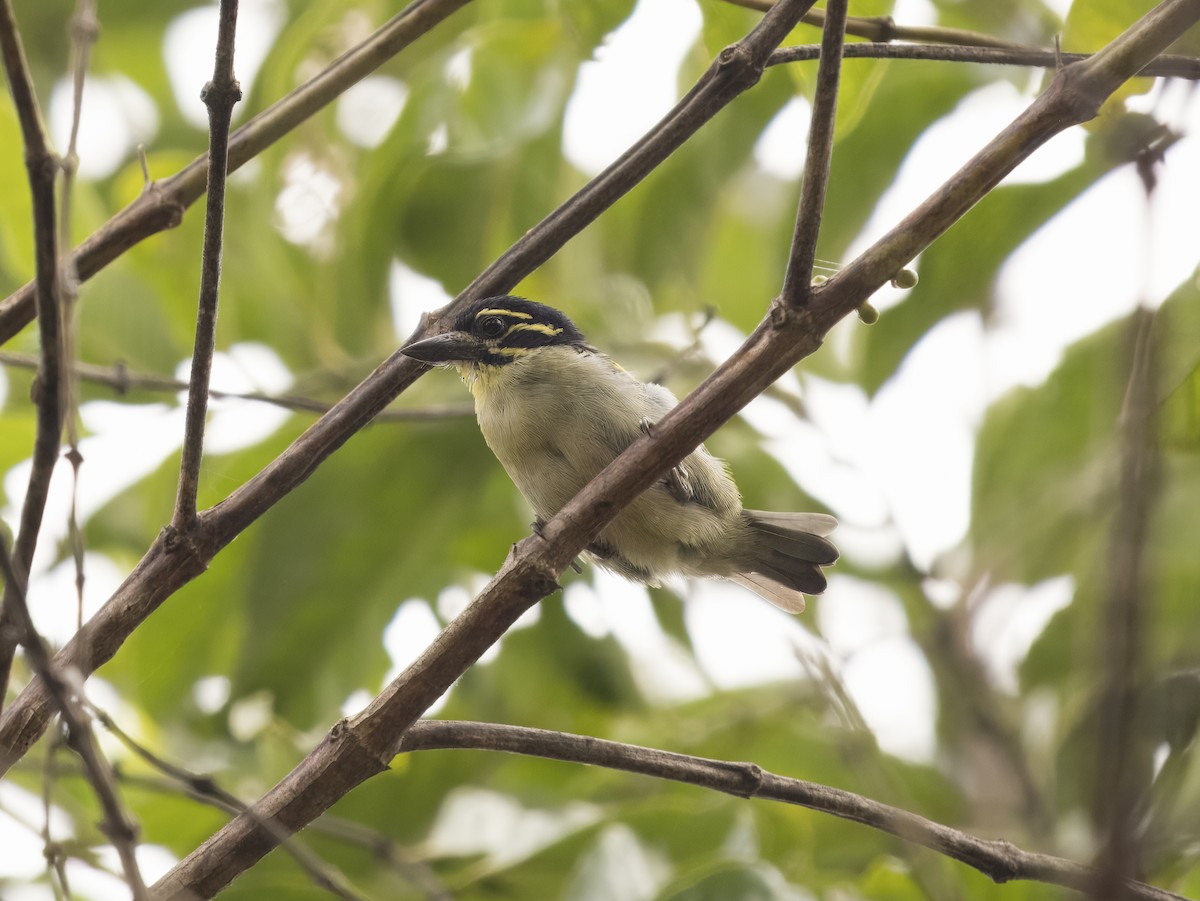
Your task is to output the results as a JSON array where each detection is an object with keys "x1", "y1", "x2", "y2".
[{"x1": 401, "y1": 297, "x2": 587, "y2": 373}]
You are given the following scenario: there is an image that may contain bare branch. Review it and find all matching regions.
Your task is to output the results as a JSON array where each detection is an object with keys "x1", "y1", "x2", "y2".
[
  {"x1": 455, "y1": 0, "x2": 821, "y2": 305},
  {"x1": 0, "y1": 0, "x2": 475, "y2": 346},
  {"x1": 0, "y1": 0, "x2": 65, "y2": 712},
  {"x1": 1091, "y1": 305, "x2": 1161, "y2": 896},
  {"x1": 91, "y1": 705, "x2": 452, "y2": 901},
  {"x1": 139, "y1": 4, "x2": 823, "y2": 896},
  {"x1": 768, "y1": 42, "x2": 1200, "y2": 77},
  {"x1": 0, "y1": 351, "x2": 475, "y2": 422},
  {"x1": 725, "y1": 0, "x2": 1040, "y2": 49},
  {"x1": 42, "y1": 734, "x2": 72, "y2": 899},
  {"x1": 144, "y1": 3, "x2": 1200, "y2": 897},
  {"x1": 173, "y1": 0, "x2": 242, "y2": 528},
  {"x1": 397, "y1": 721, "x2": 1189, "y2": 901},
  {"x1": 0, "y1": 0, "x2": 822, "y2": 773},
  {"x1": 0, "y1": 1, "x2": 1192, "y2": 895},
  {"x1": 810, "y1": 0, "x2": 1200, "y2": 336},
  {"x1": 780, "y1": 0, "x2": 847, "y2": 304},
  {"x1": 60, "y1": 0, "x2": 99, "y2": 634},
  {"x1": 0, "y1": 539, "x2": 148, "y2": 898}
]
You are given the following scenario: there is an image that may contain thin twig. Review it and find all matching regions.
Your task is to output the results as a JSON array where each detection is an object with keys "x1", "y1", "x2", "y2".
[
  {"x1": 150, "y1": 3, "x2": 1200, "y2": 897},
  {"x1": 0, "y1": 539, "x2": 148, "y2": 898},
  {"x1": 795, "y1": 649, "x2": 965, "y2": 901},
  {"x1": 0, "y1": 23, "x2": 142, "y2": 895},
  {"x1": 1091, "y1": 306, "x2": 1160, "y2": 897},
  {"x1": 141, "y1": 4, "x2": 821, "y2": 895},
  {"x1": 0, "y1": 351, "x2": 474, "y2": 422},
  {"x1": 0, "y1": 0, "x2": 475, "y2": 346},
  {"x1": 0, "y1": 0, "x2": 1191, "y2": 865},
  {"x1": 60, "y1": 0, "x2": 99, "y2": 634},
  {"x1": 173, "y1": 0, "x2": 242, "y2": 528},
  {"x1": 780, "y1": 0, "x2": 847, "y2": 304},
  {"x1": 2, "y1": 787, "x2": 131, "y2": 887},
  {"x1": 142, "y1": 4, "x2": 1200, "y2": 895},
  {"x1": 0, "y1": 0, "x2": 65, "y2": 714},
  {"x1": 89, "y1": 705, "x2": 450, "y2": 901},
  {"x1": 646, "y1": 306, "x2": 717, "y2": 385},
  {"x1": 454, "y1": 0, "x2": 821, "y2": 307},
  {"x1": 926, "y1": 597, "x2": 1055, "y2": 840},
  {"x1": 0, "y1": 2, "x2": 1193, "y2": 896},
  {"x1": 397, "y1": 720, "x2": 1188, "y2": 901},
  {"x1": 0, "y1": 0, "x2": 824, "y2": 772},
  {"x1": 1, "y1": 19, "x2": 1197, "y2": 351},
  {"x1": 124, "y1": 771, "x2": 454, "y2": 901},
  {"x1": 42, "y1": 732, "x2": 72, "y2": 900},
  {"x1": 767, "y1": 41, "x2": 1200, "y2": 76},
  {"x1": 725, "y1": 0, "x2": 1039, "y2": 49}
]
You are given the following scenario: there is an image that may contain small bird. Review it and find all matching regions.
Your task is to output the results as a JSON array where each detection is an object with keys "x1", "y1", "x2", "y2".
[{"x1": 401, "y1": 296, "x2": 837, "y2": 612}]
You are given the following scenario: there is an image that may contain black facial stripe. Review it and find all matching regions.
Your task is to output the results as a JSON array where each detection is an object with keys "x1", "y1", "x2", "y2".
[{"x1": 453, "y1": 295, "x2": 587, "y2": 347}]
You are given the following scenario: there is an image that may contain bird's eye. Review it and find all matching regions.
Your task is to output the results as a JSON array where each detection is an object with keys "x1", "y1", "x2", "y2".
[{"x1": 479, "y1": 316, "x2": 506, "y2": 339}]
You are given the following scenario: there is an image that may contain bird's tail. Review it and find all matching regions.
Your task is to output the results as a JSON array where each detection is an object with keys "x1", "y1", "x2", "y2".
[{"x1": 730, "y1": 510, "x2": 839, "y2": 613}]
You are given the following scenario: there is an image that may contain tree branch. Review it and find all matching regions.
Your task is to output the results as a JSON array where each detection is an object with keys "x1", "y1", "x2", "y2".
[
  {"x1": 1, "y1": 25, "x2": 1195, "y2": 355},
  {"x1": 454, "y1": 0, "x2": 818, "y2": 304},
  {"x1": 0, "y1": 0, "x2": 65, "y2": 711},
  {"x1": 780, "y1": 0, "x2": 847, "y2": 304},
  {"x1": 768, "y1": 41, "x2": 1200, "y2": 77},
  {"x1": 173, "y1": 0, "x2": 241, "y2": 528},
  {"x1": 0, "y1": 0, "x2": 822, "y2": 773},
  {"x1": 1091, "y1": 307, "x2": 1161, "y2": 895},
  {"x1": 0, "y1": 351, "x2": 474, "y2": 422},
  {"x1": 808, "y1": 0, "x2": 1200, "y2": 337},
  {"x1": 87, "y1": 703, "x2": 451, "y2": 901},
  {"x1": 58, "y1": 0, "x2": 99, "y2": 636},
  {"x1": 0, "y1": 539, "x2": 148, "y2": 898},
  {"x1": 725, "y1": 0, "x2": 1040, "y2": 50},
  {"x1": 396, "y1": 720, "x2": 1189, "y2": 901},
  {"x1": 0, "y1": 0, "x2": 475, "y2": 346},
  {"x1": 140, "y1": 4, "x2": 823, "y2": 897},
  {"x1": 145, "y1": 2, "x2": 1200, "y2": 898},
  {"x1": 0, "y1": 0, "x2": 1192, "y2": 894}
]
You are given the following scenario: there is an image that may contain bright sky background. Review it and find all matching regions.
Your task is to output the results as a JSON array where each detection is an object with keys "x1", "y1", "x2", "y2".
[{"x1": 4, "y1": 0, "x2": 1200, "y2": 892}]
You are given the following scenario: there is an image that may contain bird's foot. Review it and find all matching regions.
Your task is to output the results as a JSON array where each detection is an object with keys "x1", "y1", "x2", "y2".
[
  {"x1": 664, "y1": 463, "x2": 693, "y2": 503},
  {"x1": 639, "y1": 419, "x2": 694, "y2": 503}
]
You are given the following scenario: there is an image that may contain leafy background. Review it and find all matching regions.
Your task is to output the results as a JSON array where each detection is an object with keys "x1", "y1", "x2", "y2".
[{"x1": 1, "y1": 0, "x2": 1199, "y2": 898}]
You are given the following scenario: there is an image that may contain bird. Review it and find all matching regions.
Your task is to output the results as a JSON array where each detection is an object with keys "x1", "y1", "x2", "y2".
[{"x1": 401, "y1": 296, "x2": 838, "y2": 612}]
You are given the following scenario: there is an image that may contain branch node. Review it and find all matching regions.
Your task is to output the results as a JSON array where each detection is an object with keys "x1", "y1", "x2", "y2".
[
  {"x1": 986, "y1": 839, "x2": 1023, "y2": 883},
  {"x1": 731, "y1": 761, "x2": 767, "y2": 797},
  {"x1": 160, "y1": 523, "x2": 209, "y2": 571},
  {"x1": 1048, "y1": 55, "x2": 1109, "y2": 125},
  {"x1": 768, "y1": 297, "x2": 790, "y2": 328},
  {"x1": 715, "y1": 43, "x2": 761, "y2": 90},
  {"x1": 200, "y1": 78, "x2": 243, "y2": 108}
]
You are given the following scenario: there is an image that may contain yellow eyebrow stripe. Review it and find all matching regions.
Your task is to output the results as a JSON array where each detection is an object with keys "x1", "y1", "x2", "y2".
[
  {"x1": 476, "y1": 308, "x2": 532, "y2": 320},
  {"x1": 503, "y1": 322, "x2": 563, "y2": 339}
]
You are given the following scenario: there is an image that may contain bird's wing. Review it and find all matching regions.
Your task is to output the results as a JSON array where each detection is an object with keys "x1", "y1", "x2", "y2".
[{"x1": 632, "y1": 379, "x2": 734, "y2": 510}]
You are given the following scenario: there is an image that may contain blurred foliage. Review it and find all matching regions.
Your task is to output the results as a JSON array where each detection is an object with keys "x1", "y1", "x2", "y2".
[{"x1": 1, "y1": 0, "x2": 1199, "y2": 898}]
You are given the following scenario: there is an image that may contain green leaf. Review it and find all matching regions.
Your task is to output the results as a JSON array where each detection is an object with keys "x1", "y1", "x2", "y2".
[{"x1": 856, "y1": 157, "x2": 1116, "y2": 394}]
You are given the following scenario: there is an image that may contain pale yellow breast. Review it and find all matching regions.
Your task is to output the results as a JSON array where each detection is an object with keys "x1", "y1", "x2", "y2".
[{"x1": 467, "y1": 347, "x2": 745, "y2": 578}]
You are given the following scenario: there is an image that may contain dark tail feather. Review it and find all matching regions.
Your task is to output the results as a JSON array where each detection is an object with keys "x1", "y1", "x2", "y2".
[{"x1": 734, "y1": 510, "x2": 839, "y2": 612}]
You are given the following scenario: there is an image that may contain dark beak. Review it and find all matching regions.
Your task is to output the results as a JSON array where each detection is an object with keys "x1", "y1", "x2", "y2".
[{"x1": 401, "y1": 331, "x2": 485, "y2": 364}]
